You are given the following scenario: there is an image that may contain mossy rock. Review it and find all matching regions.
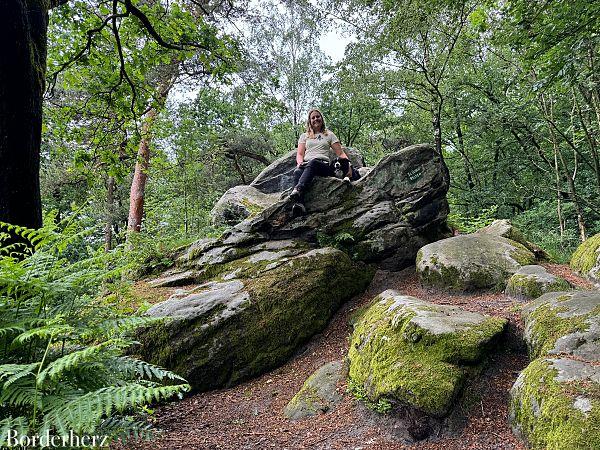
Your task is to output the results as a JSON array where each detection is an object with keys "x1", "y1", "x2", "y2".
[
  {"x1": 416, "y1": 234, "x2": 535, "y2": 292},
  {"x1": 509, "y1": 357, "x2": 600, "y2": 449},
  {"x1": 283, "y1": 360, "x2": 344, "y2": 420},
  {"x1": 505, "y1": 265, "x2": 571, "y2": 301},
  {"x1": 210, "y1": 185, "x2": 280, "y2": 227},
  {"x1": 521, "y1": 291, "x2": 600, "y2": 361},
  {"x1": 476, "y1": 219, "x2": 550, "y2": 261},
  {"x1": 348, "y1": 290, "x2": 506, "y2": 417},
  {"x1": 136, "y1": 247, "x2": 375, "y2": 392},
  {"x1": 571, "y1": 233, "x2": 600, "y2": 286}
]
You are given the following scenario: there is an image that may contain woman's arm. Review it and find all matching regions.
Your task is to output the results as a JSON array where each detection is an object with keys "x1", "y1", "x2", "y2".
[
  {"x1": 331, "y1": 141, "x2": 348, "y2": 159},
  {"x1": 296, "y1": 142, "x2": 306, "y2": 166}
]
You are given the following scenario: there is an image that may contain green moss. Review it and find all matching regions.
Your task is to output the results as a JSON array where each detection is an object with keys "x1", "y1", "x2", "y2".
[
  {"x1": 509, "y1": 242, "x2": 537, "y2": 266},
  {"x1": 510, "y1": 358, "x2": 600, "y2": 449},
  {"x1": 240, "y1": 198, "x2": 265, "y2": 220},
  {"x1": 138, "y1": 248, "x2": 375, "y2": 392},
  {"x1": 571, "y1": 233, "x2": 600, "y2": 275},
  {"x1": 348, "y1": 296, "x2": 506, "y2": 416},
  {"x1": 526, "y1": 303, "x2": 598, "y2": 358}
]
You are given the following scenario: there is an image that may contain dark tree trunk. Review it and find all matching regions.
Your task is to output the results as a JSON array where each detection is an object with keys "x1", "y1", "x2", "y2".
[{"x1": 0, "y1": 0, "x2": 47, "y2": 229}]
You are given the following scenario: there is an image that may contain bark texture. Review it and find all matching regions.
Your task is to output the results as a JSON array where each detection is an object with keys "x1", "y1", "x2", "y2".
[{"x1": 0, "y1": 0, "x2": 47, "y2": 229}]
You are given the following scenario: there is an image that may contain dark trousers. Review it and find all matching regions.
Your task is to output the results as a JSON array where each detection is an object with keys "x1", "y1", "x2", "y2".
[{"x1": 293, "y1": 159, "x2": 333, "y2": 197}]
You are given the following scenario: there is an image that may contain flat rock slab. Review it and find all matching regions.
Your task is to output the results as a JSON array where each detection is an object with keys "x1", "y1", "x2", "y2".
[
  {"x1": 136, "y1": 247, "x2": 374, "y2": 392},
  {"x1": 283, "y1": 360, "x2": 344, "y2": 420},
  {"x1": 348, "y1": 290, "x2": 506, "y2": 417},
  {"x1": 522, "y1": 290, "x2": 600, "y2": 360},
  {"x1": 505, "y1": 265, "x2": 571, "y2": 301},
  {"x1": 510, "y1": 357, "x2": 600, "y2": 449},
  {"x1": 416, "y1": 234, "x2": 535, "y2": 291}
]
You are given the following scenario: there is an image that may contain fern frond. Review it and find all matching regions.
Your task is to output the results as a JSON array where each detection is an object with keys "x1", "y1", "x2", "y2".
[
  {"x1": 43, "y1": 383, "x2": 190, "y2": 435},
  {"x1": 0, "y1": 363, "x2": 39, "y2": 388},
  {"x1": 0, "y1": 377, "x2": 41, "y2": 409},
  {"x1": 109, "y1": 356, "x2": 187, "y2": 383},
  {"x1": 37, "y1": 340, "x2": 129, "y2": 386},
  {"x1": 0, "y1": 416, "x2": 29, "y2": 446},
  {"x1": 14, "y1": 324, "x2": 75, "y2": 344},
  {"x1": 96, "y1": 316, "x2": 164, "y2": 337}
]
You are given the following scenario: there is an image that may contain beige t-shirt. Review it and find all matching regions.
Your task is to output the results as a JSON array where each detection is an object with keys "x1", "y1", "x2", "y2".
[{"x1": 298, "y1": 131, "x2": 340, "y2": 163}]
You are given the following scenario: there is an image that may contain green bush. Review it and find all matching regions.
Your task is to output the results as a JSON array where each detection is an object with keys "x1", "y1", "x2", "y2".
[{"x1": 0, "y1": 216, "x2": 189, "y2": 445}]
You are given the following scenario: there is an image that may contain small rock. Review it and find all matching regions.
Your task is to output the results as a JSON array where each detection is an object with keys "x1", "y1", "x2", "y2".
[
  {"x1": 283, "y1": 361, "x2": 344, "y2": 420},
  {"x1": 505, "y1": 265, "x2": 571, "y2": 300}
]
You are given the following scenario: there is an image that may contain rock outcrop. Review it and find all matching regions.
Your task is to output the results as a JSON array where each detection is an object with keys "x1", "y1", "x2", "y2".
[
  {"x1": 212, "y1": 143, "x2": 450, "y2": 270},
  {"x1": 509, "y1": 291, "x2": 600, "y2": 449},
  {"x1": 136, "y1": 245, "x2": 374, "y2": 392},
  {"x1": 416, "y1": 234, "x2": 535, "y2": 291},
  {"x1": 348, "y1": 290, "x2": 506, "y2": 418},
  {"x1": 571, "y1": 233, "x2": 600, "y2": 286},
  {"x1": 283, "y1": 360, "x2": 344, "y2": 420},
  {"x1": 504, "y1": 265, "x2": 571, "y2": 301}
]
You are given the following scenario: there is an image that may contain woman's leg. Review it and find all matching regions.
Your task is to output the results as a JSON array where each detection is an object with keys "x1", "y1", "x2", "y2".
[{"x1": 295, "y1": 159, "x2": 330, "y2": 193}]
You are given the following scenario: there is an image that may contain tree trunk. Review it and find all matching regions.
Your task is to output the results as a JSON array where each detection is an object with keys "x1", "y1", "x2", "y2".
[
  {"x1": 452, "y1": 97, "x2": 475, "y2": 189},
  {"x1": 127, "y1": 63, "x2": 178, "y2": 233},
  {"x1": 0, "y1": 0, "x2": 47, "y2": 229}
]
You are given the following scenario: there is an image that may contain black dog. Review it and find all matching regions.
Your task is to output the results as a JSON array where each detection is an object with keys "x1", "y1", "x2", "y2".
[{"x1": 331, "y1": 157, "x2": 360, "y2": 181}]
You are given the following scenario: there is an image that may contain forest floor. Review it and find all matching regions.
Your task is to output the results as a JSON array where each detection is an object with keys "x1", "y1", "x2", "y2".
[{"x1": 120, "y1": 263, "x2": 594, "y2": 450}]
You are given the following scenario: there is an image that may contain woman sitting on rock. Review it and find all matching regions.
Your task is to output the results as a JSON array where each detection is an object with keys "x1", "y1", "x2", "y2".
[{"x1": 289, "y1": 108, "x2": 352, "y2": 214}]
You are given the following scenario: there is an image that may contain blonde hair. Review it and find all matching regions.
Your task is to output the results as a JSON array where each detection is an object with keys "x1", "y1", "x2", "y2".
[{"x1": 306, "y1": 108, "x2": 329, "y2": 139}]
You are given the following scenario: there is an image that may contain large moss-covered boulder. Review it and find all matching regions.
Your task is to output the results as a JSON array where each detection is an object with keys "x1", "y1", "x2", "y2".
[
  {"x1": 210, "y1": 185, "x2": 280, "y2": 226},
  {"x1": 571, "y1": 233, "x2": 600, "y2": 286},
  {"x1": 348, "y1": 291, "x2": 506, "y2": 417},
  {"x1": 137, "y1": 247, "x2": 374, "y2": 392},
  {"x1": 416, "y1": 234, "x2": 535, "y2": 291},
  {"x1": 521, "y1": 291, "x2": 600, "y2": 360},
  {"x1": 509, "y1": 290, "x2": 600, "y2": 448},
  {"x1": 505, "y1": 265, "x2": 571, "y2": 301},
  {"x1": 510, "y1": 358, "x2": 600, "y2": 449},
  {"x1": 283, "y1": 360, "x2": 344, "y2": 420}
]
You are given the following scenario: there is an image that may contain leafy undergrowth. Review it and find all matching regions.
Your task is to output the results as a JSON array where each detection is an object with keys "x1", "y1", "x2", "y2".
[{"x1": 0, "y1": 217, "x2": 189, "y2": 446}]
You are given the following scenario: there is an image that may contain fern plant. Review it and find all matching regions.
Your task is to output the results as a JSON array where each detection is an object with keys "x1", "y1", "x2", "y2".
[{"x1": 0, "y1": 215, "x2": 189, "y2": 445}]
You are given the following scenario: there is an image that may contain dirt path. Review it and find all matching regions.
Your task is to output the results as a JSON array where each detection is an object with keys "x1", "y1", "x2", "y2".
[{"x1": 122, "y1": 265, "x2": 592, "y2": 449}]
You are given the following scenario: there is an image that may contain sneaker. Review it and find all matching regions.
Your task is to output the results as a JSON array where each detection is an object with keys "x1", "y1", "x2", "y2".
[
  {"x1": 289, "y1": 188, "x2": 302, "y2": 202},
  {"x1": 291, "y1": 202, "x2": 306, "y2": 217}
]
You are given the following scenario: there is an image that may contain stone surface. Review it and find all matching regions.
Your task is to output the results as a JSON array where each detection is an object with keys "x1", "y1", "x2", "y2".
[
  {"x1": 283, "y1": 360, "x2": 344, "y2": 420},
  {"x1": 348, "y1": 290, "x2": 506, "y2": 417},
  {"x1": 136, "y1": 247, "x2": 374, "y2": 392},
  {"x1": 510, "y1": 290, "x2": 600, "y2": 448},
  {"x1": 571, "y1": 232, "x2": 600, "y2": 286},
  {"x1": 210, "y1": 185, "x2": 280, "y2": 227},
  {"x1": 521, "y1": 290, "x2": 600, "y2": 360},
  {"x1": 476, "y1": 219, "x2": 550, "y2": 261},
  {"x1": 249, "y1": 147, "x2": 365, "y2": 194},
  {"x1": 416, "y1": 234, "x2": 535, "y2": 291},
  {"x1": 504, "y1": 265, "x2": 571, "y2": 300}
]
